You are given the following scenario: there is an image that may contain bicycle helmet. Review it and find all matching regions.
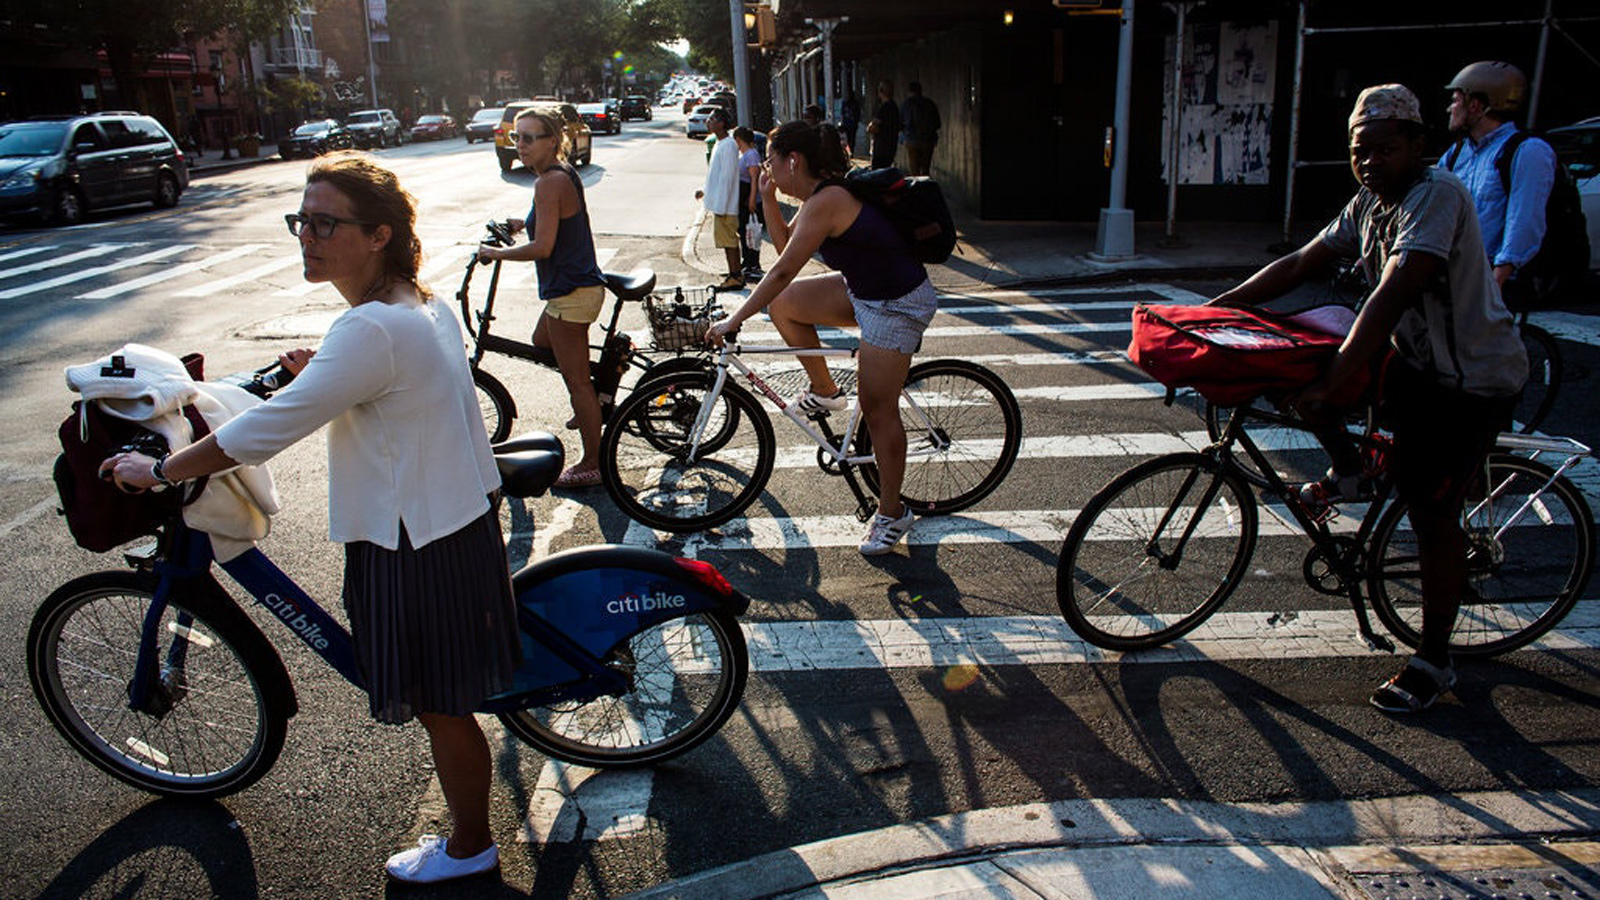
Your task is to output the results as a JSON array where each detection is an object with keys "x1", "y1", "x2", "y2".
[{"x1": 1445, "y1": 61, "x2": 1527, "y2": 116}]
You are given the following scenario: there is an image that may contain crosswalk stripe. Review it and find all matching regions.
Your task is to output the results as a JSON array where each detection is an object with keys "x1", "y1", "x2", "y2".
[
  {"x1": 177, "y1": 253, "x2": 302, "y2": 296},
  {"x1": 0, "y1": 244, "x2": 192, "y2": 300},
  {"x1": 0, "y1": 243, "x2": 138, "y2": 282},
  {"x1": 76, "y1": 244, "x2": 268, "y2": 299},
  {"x1": 739, "y1": 605, "x2": 1600, "y2": 672},
  {"x1": 0, "y1": 245, "x2": 59, "y2": 266}
]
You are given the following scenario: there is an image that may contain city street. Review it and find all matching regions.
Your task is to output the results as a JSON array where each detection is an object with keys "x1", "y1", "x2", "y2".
[{"x1": 2, "y1": 110, "x2": 1599, "y2": 900}]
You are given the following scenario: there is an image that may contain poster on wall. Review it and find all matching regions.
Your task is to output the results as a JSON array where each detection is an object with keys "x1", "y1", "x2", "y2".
[
  {"x1": 368, "y1": 0, "x2": 389, "y2": 42},
  {"x1": 1161, "y1": 21, "x2": 1277, "y2": 185}
]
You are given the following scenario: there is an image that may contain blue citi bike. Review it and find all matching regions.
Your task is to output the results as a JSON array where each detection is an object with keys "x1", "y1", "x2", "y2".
[{"x1": 27, "y1": 365, "x2": 751, "y2": 799}]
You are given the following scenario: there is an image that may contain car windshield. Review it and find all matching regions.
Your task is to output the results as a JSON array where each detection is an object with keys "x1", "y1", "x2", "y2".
[
  {"x1": 294, "y1": 123, "x2": 330, "y2": 135},
  {"x1": 579, "y1": 104, "x2": 605, "y2": 113},
  {"x1": 0, "y1": 122, "x2": 68, "y2": 156},
  {"x1": 472, "y1": 109, "x2": 501, "y2": 122},
  {"x1": 418, "y1": 116, "x2": 444, "y2": 124},
  {"x1": 348, "y1": 113, "x2": 378, "y2": 124}
]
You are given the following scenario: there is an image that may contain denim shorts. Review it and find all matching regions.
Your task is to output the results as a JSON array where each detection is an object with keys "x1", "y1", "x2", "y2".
[{"x1": 850, "y1": 277, "x2": 938, "y2": 354}]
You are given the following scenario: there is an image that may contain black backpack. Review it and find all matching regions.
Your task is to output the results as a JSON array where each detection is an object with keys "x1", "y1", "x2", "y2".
[
  {"x1": 831, "y1": 167, "x2": 958, "y2": 264},
  {"x1": 1444, "y1": 132, "x2": 1591, "y2": 302}
]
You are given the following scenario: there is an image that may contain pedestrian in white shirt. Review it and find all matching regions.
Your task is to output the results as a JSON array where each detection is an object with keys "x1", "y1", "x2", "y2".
[
  {"x1": 694, "y1": 108, "x2": 745, "y2": 290},
  {"x1": 102, "y1": 151, "x2": 519, "y2": 886}
]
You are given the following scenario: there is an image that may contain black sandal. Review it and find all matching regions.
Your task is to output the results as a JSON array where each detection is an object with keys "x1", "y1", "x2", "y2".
[{"x1": 1370, "y1": 656, "x2": 1457, "y2": 714}]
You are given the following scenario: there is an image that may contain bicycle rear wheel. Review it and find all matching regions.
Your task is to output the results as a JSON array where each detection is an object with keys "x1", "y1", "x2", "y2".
[
  {"x1": 27, "y1": 572, "x2": 289, "y2": 798},
  {"x1": 498, "y1": 609, "x2": 748, "y2": 767},
  {"x1": 1058, "y1": 453, "x2": 1258, "y2": 651},
  {"x1": 860, "y1": 360, "x2": 1022, "y2": 514},
  {"x1": 474, "y1": 367, "x2": 515, "y2": 444},
  {"x1": 1512, "y1": 323, "x2": 1561, "y2": 434},
  {"x1": 601, "y1": 370, "x2": 774, "y2": 532},
  {"x1": 1368, "y1": 454, "x2": 1595, "y2": 656}
]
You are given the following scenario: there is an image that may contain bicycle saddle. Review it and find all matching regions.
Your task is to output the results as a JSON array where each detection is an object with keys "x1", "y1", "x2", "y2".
[
  {"x1": 602, "y1": 269, "x2": 657, "y2": 301},
  {"x1": 492, "y1": 432, "x2": 564, "y2": 498}
]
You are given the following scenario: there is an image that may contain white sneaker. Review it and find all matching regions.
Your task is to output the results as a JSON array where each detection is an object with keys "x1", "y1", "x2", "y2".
[
  {"x1": 792, "y1": 387, "x2": 849, "y2": 415},
  {"x1": 385, "y1": 835, "x2": 499, "y2": 884},
  {"x1": 859, "y1": 508, "x2": 915, "y2": 555}
]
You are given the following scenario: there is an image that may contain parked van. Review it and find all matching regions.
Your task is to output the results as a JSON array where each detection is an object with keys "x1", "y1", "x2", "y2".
[{"x1": 0, "y1": 111, "x2": 188, "y2": 226}]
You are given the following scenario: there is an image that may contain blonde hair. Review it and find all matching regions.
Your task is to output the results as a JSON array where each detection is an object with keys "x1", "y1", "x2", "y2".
[
  {"x1": 305, "y1": 151, "x2": 430, "y2": 298},
  {"x1": 514, "y1": 107, "x2": 568, "y2": 162}
]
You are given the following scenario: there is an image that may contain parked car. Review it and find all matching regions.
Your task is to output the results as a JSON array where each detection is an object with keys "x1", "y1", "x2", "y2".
[
  {"x1": 344, "y1": 108, "x2": 403, "y2": 148},
  {"x1": 578, "y1": 102, "x2": 621, "y2": 135},
  {"x1": 1545, "y1": 116, "x2": 1600, "y2": 270},
  {"x1": 409, "y1": 114, "x2": 457, "y2": 141},
  {"x1": 494, "y1": 101, "x2": 592, "y2": 171},
  {"x1": 620, "y1": 96, "x2": 652, "y2": 121},
  {"x1": 686, "y1": 105, "x2": 722, "y2": 138},
  {"x1": 281, "y1": 119, "x2": 356, "y2": 159},
  {"x1": 464, "y1": 107, "x2": 504, "y2": 143},
  {"x1": 0, "y1": 111, "x2": 188, "y2": 226},
  {"x1": 682, "y1": 95, "x2": 700, "y2": 113}
]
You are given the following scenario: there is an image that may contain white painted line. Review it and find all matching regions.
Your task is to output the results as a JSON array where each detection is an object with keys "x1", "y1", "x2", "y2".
[
  {"x1": 739, "y1": 604, "x2": 1600, "y2": 673},
  {"x1": 77, "y1": 243, "x2": 268, "y2": 299},
  {"x1": 0, "y1": 244, "x2": 191, "y2": 299},
  {"x1": 0, "y1": 498, "x2": 56, "y2": 541},
  {"x1": 521, "y1": 761, "x2": 653, "y2": 844},
  {"x1": 272, "y1": 276, "x2": 327, "y2": 298},
  {"x1": 177, "y1": 253, "x2": 302, "y2": 296},
  {"x1": 0, "y1": 245, "x2": 58, "y2": 266},
  {"x1": 1532, "y1": 311, "x2": 1600, "y2": 348},
  {"x1": 0, "y1": 243, "x2": 139, "y2": 282},
  {"x1": 935, "y1": 283, "x2": 1207, "y2": 305}
]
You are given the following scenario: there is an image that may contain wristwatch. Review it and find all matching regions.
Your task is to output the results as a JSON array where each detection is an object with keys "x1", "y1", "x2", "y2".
[{"x1": 151, "y1": 456, "x2": 179, "y2": 489}]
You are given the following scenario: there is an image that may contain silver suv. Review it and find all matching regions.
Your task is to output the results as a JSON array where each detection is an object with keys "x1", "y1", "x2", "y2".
[
  {"x1": 344, "y1": 109, "x2": 404, "y2": 149},
  {"x1": 0, "y1": 111, "x2": 189, "y2": 226}
]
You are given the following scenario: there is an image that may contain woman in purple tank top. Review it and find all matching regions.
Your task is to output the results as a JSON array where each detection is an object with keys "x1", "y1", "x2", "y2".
[{"x1": 706, "y1": 120, "x2": 938, "y2": 556}]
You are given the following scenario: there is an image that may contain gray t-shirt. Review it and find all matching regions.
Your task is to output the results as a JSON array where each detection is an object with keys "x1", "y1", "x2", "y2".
[{"x1": 1318, "y1": 168, "x2": 1527, "y2": 397}]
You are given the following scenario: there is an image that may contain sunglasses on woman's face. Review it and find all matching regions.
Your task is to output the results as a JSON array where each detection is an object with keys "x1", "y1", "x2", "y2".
[{"x1": 285, "y1": 212, "x2": 371, "y2": 239}]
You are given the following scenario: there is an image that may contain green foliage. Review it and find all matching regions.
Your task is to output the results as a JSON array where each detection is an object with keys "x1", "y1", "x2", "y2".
[{"x1": 661, "y1": 0, "x2": 733, "y2": 78}]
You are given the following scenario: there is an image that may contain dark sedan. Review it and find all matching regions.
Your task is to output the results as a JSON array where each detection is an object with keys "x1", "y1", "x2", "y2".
[
  {"x1": 578, "y1": 103, "x2": 621, "y2": 135},
  {"x1": 620, "y1": 96, "x2": 652, "y2": 121},
  {"x1": 280, "y1": 120, "x2": 356, "y2": 159}
]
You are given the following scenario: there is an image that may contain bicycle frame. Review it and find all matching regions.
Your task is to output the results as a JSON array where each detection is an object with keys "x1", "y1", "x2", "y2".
[{"x1": 129, "y1": 520, "x2": 750, "y2": 719}]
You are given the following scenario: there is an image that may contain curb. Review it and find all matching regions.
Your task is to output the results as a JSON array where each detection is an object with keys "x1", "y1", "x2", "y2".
[{"x1": 616, "y1": 789, "x2": 1600, "y2": 900}]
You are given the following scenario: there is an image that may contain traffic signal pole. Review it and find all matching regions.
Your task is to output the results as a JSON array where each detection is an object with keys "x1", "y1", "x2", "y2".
[{"x1": 729, "y1": 0, "x2": 751, "y2": 127}]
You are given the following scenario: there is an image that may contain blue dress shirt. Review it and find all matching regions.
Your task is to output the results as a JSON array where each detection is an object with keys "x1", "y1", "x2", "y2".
[{"x1": 1439, "y1": 121, "x2": 1557, "y2": 271}]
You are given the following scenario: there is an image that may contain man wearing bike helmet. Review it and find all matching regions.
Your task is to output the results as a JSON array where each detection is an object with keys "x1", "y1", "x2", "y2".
[
  {"x1": 1439, "y1": 61, "x2": 1559, "y2": 306},
  {"x1": 1211, "y1": 84, "x2": 1527, "y2": 715}
]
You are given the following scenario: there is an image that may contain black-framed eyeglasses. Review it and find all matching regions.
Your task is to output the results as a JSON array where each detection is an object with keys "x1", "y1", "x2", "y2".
[
  {"x1": 514, "y1": 131, "x2": 552, "y2": 144},
  {"x1": 285, "y1": 212, "x2": 372, "y2": 239}
]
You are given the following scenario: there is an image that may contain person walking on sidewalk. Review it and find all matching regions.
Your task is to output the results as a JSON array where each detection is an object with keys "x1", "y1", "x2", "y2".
[
  {"x1": 867, "y1": 81, "x2": 900, "y2": 170},
  {"x1": 705, "y1": 120, "x2": 938, "y2": 556},
  {"x1": 694, "y1": 108, "x2": 745, "y2": 291},
  {"x1": 103, "y1": 151, "x2": 522, "y2": 884},
  {"x1": 477, "y1": 107, "x2": 608, "y2": 489},
  {"x1": 1209, "y1": 84, "x2": 1526, "y2": 713},
  {"x1": 900, "y1": 82, "x2": 941, "y2": 176},
  {"x1": 734, "y1": 125, "x2": 764, "y2": 281}
]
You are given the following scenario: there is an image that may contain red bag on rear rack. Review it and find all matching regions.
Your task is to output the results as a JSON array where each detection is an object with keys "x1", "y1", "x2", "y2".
[{"x1": 1128, "y1": 303, "x2": 1361, "y2": 407}]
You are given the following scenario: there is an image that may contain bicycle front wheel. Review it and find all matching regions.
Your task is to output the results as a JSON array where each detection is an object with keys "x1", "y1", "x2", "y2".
[
  {"x1": 1369, "y1": 454, "x2": 1595, "y2": 656},
  {"x1": 27, "y1": 572, "x2": 289, "y2": 798},
  {"x1": 1057, "y1": 453, "x2": 1258, "y2": 651},
  {"x1": 474, "y1": 367, "x2": 516, "y2": 444},
  {"x1": 860, "y1": 360, "x2": 1022, "y2": 514},
  {"x1": 601, "y1": 370, "x2": 774, "y2": 532},
  {"x1": 498, "y1": 610, "x2": 749, "y2": 767}
]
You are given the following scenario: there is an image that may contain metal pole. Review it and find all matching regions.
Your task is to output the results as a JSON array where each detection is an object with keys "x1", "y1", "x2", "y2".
[
  {"x1": 729, "y1": 0, "x2": 751, "y2": 127},
  {"x1": 362, "y1": 0, "x2": 378, "y2": 107},
  {"x1": 806, "y1": 18, "x2": 845, "y2": 125},
  {"x1": 1280, "y1": 0, "x2": 1307, "y2": 249},
  {"x1": 1092, "y1": 0, "x2": 1136, "y2": 259},
  {"x1": 1528, "y1": 0, "x2": 1554, "y2": 129},
  {"x1": 1164, "y1": 2, "x2": 1187, "y2": 242}
]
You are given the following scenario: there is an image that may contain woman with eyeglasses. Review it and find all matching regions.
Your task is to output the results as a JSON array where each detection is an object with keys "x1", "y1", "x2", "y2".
[
  {"x1": 102, "y1": 151, "x2": 519, "y2": 885},
  {"x1": 476, "y1": 107, "x2": 608, "y2": 489}
]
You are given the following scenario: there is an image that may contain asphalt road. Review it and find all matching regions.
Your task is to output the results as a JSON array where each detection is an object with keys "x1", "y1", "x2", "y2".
[{"x1": 2, "y1": 109, "x2": 1598, "y2": 900}]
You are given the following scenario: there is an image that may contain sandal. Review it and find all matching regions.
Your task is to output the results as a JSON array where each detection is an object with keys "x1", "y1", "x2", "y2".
[
  {"x1": 554, "y1": 465, "x2": 602, "y2": 489},
  {"x1": 1370, "y1": 655, "x2": 1457, "y2": 714}
]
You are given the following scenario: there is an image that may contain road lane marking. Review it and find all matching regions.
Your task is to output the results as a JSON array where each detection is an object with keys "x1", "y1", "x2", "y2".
[
  {"x1": 77, "y1": 244, "x2": 268, "y2": 299},
  {"x1": 0, "y1": 243, "x2": 139, "y2": 282},
  {"x1": 0, "y1": 244, "x2": 192, "y2": 299},
  {"x1": 521, "y1": 761, "x2": 653, "y2": 844},
  {"x1": 177, "y1": 253, "x2": 302, "y2": 296},
  {"x1": 0, "y1": 245, "x2": 59, "y2": 266}
]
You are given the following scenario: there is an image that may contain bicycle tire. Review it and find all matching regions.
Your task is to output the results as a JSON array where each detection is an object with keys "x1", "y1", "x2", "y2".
[
  {"x1": 474, "y1": 367, "x2": 516, "y2": 444},
  {"x1": 1368, "y1": 454, "x2": 1595, "y2": 657},
  {"x1": 498, "y1": 609, "x2": 748, "y2": 767},
  {"x1": 27, "y1": 571, "x2": 290, "y2": 798},
  {"x1": 1513, "y1": 323, "x2": 1561, "y2": 434},
  {"x1": 601, "y1": 370, "x2": 774, "y2": 532},
  {"x1": 1203, "y1": 398, "x2": 1359, "y2": 491},
  {"x1": 623, "y1": 359, "x2": 741, "y2": 454},
  {"x1": 859, "y1": 360, "x2": 1022, "y2": 514},
  {"x1": 1057, "y1": 453, "x2": 1259, "y2": 651}
]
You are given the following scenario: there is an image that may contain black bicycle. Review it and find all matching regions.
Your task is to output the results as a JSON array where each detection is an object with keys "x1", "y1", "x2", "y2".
[{"x1": 461, "y1": 220, "x2": 720, "y2": 442}]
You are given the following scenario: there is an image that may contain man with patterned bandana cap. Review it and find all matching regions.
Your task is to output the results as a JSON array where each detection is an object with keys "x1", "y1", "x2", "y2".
[{"x1": 1209, "y1": 84, "x2": 1527, "y2": 714}]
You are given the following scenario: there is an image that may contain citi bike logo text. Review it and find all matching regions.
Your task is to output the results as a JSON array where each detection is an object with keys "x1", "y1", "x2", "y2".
[
  {"x1": 607, "y1": 591, "x2": 687, "y2": 615},
  {"x1": 263, "y1": 593, "x2": 331, "y2": 650}
]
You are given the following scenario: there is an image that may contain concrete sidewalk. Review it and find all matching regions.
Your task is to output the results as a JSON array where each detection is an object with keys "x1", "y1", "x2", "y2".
[
  {"x1": 619, "y1": 789, "x2": 1600, "y2": 900},
  {"x1": 185, "y1": 142, "x2": 283, "y2": 176}
]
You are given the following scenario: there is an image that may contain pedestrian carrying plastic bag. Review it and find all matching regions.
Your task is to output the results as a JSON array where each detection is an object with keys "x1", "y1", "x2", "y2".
[{"x1": 1128, "y1": 303, "x2": 1364, "y2": 407}]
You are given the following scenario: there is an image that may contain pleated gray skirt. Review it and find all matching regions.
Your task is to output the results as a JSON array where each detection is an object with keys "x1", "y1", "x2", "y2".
[{"x1": 343, "y1": 508, "x2": 522, "y2": 724}]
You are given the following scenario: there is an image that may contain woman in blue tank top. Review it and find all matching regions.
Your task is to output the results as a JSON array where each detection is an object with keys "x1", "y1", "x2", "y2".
[
  {"x1": 706, "y1": 120, "x2": 938, "y2": 556},
  {"x1": 478, "y1": 107, "x2": 607, "y2": 488}
]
